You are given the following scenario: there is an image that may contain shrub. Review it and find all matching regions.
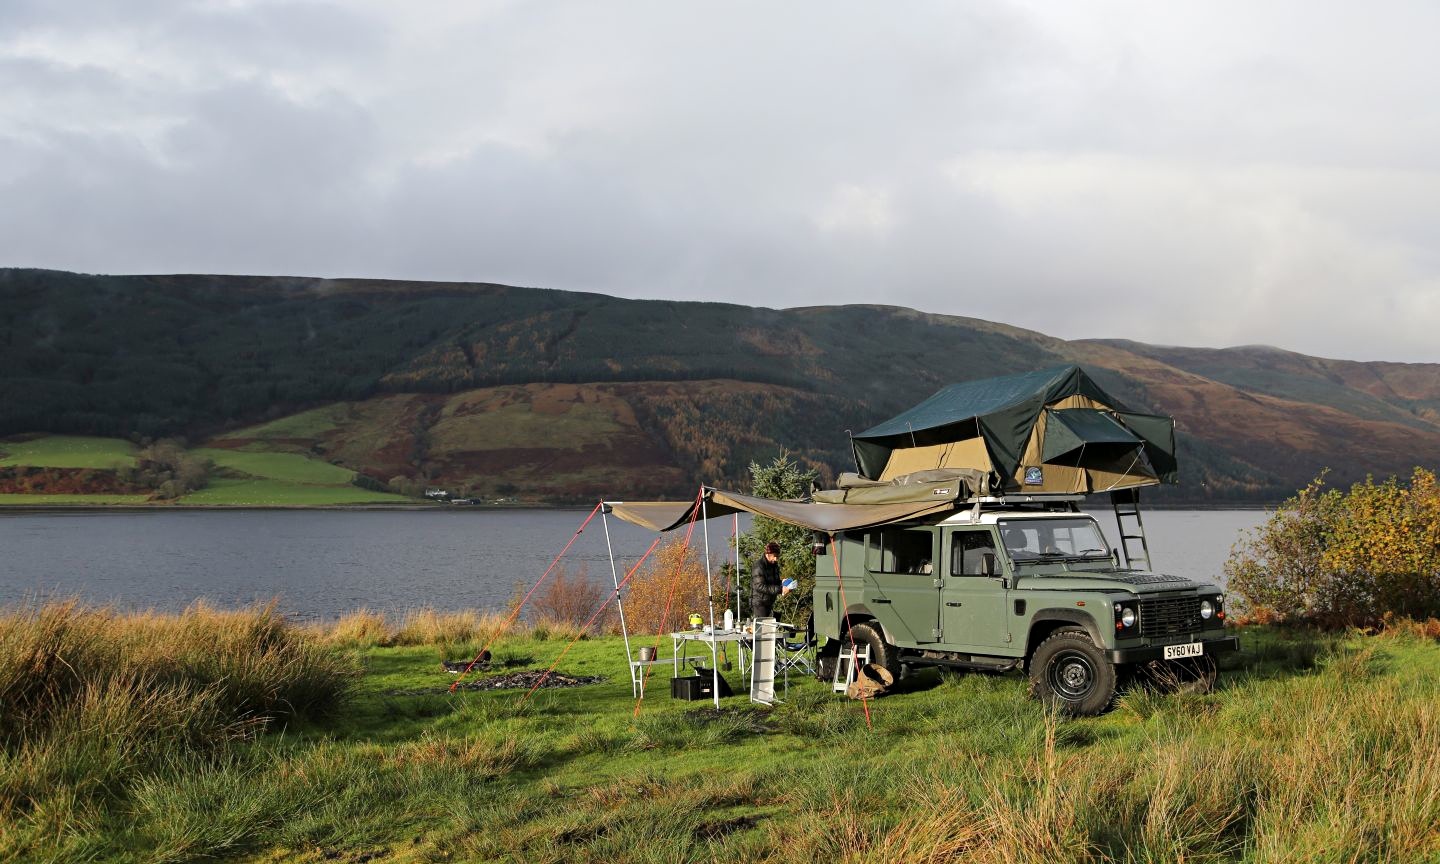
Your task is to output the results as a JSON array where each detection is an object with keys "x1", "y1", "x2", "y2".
[
  {"x1": 622, "y1": 539, "x2": 713, "y2": 636},
  {"x1": 738, "y1": 451, "x2": 820, "y2": 625},
  {"x1": 1226, "y1": 468, "x2": 1440, "y2": 628},
  {"x1": 528, "y1": 564, "x2": 613, "y2": 634}
]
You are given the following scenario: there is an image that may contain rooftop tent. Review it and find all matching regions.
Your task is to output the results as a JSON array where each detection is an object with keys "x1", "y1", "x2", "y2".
[{"x1": 850, "y1": 365, "x2": 1178, "y2": 494}]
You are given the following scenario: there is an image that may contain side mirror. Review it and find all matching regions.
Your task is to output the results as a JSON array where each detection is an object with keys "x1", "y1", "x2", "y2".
[{"x1": 980, "y1": 552, "x2": 997, "y2": 577}]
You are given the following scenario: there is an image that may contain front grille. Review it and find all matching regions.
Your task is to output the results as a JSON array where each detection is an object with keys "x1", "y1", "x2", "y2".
[{"x1": 1140, "y1": 596, "x2": 1201, "y2": 638}]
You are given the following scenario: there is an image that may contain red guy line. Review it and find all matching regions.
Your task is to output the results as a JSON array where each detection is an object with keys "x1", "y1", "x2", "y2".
[
  {"x1": 519, "y1": 535, "x2": 663, "y2": 706},
  {"x1": 449, "y1": 501, "x2": 602, "y2": 693}
]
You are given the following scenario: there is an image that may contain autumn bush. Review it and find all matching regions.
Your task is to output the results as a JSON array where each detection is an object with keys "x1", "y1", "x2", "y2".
[
  {"x1": 620, "y1": 538, "x2": 720, "y2": 636},
  {"x1": 527, "y1": 564, "x2": 613, "y2": 634},
  {"x1": 1226, "y1": 468, "x2": 1440, "y2": 628}
]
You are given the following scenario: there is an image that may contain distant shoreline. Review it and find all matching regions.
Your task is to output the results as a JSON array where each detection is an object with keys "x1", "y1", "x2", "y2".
[{"x1": 0, "y1": 502, "x2": 584, "y2": 514}]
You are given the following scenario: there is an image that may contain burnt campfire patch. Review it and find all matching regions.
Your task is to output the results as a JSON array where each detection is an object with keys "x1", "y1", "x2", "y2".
[{"x1": 385, "y1": 670, "x2": 604, "y2": 696}]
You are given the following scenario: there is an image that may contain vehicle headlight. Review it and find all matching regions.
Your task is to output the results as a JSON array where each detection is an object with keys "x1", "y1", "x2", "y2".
[
  {"x1": 1121, "y1": 607, "x2": 1136, "y2": 628},
  {"x1": 1200, "y1": 599, "x2": 1214, "y2": 620}
]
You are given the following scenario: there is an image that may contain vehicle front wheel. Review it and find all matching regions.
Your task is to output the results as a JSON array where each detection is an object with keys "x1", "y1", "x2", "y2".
[{"x1": 1028, "y1": 629, "x2": 1118, "y2": 716}]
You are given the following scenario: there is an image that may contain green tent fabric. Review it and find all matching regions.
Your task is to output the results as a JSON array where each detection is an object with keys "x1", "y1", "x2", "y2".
[
  {"x1": 1114, "y1": 411, "x2": 1178, "y2": 484},
  {"x1": 851, "y1": 365, "x2": 1179, "y2": 487},
  {"x1": 1041, "y1": 408, "x2": 1143, "y2": 463}
]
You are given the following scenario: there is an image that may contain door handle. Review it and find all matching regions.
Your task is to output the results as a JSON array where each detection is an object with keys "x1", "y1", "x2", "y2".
[
  {"x1": 871, "y1": 598, "x2": 892, "y2": 604},
  {"x1": 945, "y1": 601, "x2": 963, "y2": 607}
]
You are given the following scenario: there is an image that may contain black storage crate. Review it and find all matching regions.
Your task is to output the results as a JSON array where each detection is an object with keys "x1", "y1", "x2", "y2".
[{"x1": 670, "y1": 675, "x2": 712, "y2": 701}]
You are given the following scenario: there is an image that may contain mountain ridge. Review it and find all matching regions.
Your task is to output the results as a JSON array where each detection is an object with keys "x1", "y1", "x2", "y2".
[{"x1": 4, "y1": 267, "x2": 1438, "y2": 504}]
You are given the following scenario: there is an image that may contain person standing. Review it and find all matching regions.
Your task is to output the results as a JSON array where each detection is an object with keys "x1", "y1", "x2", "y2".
[{"x1": 750, "y1": 541, "x2": 784, "y2": 619}]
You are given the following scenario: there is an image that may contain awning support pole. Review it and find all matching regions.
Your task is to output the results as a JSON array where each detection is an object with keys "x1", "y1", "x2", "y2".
[
  {"x1": 601, "y1": 505, "x2": 635, "y2": 684},
  {"x1": 701, "y1": 490, "x2": 720, "y2": 709},
  {"x1": 733, "y1": 513, "x2": 741, "y2": 618}
]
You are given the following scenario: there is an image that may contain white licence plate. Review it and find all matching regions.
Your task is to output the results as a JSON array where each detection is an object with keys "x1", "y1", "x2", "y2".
[{"x1": 1164, "y1": 642, "x2": 1204, "y2": 660}]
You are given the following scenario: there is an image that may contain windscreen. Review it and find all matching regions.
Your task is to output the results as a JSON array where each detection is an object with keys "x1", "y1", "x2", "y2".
[{"x1": 997, "y1": 518, "x2": 1109, "y2": 562}]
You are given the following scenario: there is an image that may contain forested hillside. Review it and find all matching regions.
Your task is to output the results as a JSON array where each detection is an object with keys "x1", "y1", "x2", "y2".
[{"x1": 5, "y1": 268, "x2": 1439, "y2": 503}]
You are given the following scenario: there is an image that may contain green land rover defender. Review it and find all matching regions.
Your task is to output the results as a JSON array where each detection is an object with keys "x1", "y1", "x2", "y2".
[{"x1": 814, "y1": 498, "x2": 1238, "y2": 715}]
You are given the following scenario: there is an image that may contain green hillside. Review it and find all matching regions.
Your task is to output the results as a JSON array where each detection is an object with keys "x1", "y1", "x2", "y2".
[
  {"x1": 0, "y1": 434, "x2": 410, "y2": 506},
  {"x1": 5, "y1": 268, "x2": 1440, "y2": 504}
]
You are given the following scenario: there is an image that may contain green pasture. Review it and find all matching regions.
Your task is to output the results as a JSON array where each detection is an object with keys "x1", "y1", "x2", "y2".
[
  {"x1": 222, "y1": 404, "x2": 349, "y2": 442},
  {"x1": 177, "y1": 477, "x2": 410, "y2": 506},
  {"x1": 196, "y1": 448, "x2": 359, "y2": 485},
  {"x1": 0, "y1": 493, "x2": 151, "y2": 505},
  {"x1": 0, "y1": 435, "x2": 137, "y2": 469}
]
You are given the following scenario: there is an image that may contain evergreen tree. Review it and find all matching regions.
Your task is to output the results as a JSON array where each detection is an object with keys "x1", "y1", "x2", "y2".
[{"x1": 737, "y1": 451, "x2": 819, "y2": 625}]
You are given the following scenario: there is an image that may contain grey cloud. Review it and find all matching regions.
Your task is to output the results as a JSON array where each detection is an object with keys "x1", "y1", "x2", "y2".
[{"x1": 2, "y1": 0, "x2": 1438, "y2": 362}]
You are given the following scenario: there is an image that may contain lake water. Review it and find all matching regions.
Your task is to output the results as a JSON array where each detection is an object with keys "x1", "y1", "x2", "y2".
[{"x1": 0, "y1": 508, "x2": 1269, "y2": 619}]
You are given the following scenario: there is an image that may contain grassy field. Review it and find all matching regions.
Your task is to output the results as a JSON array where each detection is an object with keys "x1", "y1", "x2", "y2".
[
  {"x1": 0, "y1": 435, "x2": 137, "y2": 468},
  {"x1": 0, "y1": 492, "x2": 152, "y2": 505},
  {"x1": 195, "y1": 448, "x2": 365, "y2": 486},
  {"x1": 3, "y1": 603, "x2": 1438, "y2": 863},
  {"x1": 0, "y1": 434, "x2": 415, "y2": 506},
  {"x1": 177, "y1": 477, "x2": 412, "y2": 506},
  {"x1": 223, "y1": 404, "x2": 350, "y2": 442}
]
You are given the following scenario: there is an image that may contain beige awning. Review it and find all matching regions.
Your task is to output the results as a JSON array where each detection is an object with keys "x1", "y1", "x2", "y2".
[{"x1": 606, "y1": 488, "x2": 956, "y2": 535}]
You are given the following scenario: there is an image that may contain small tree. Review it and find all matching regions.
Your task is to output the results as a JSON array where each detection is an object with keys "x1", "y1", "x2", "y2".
[
  {"x1": 737, "y1": 451, "x2": 820, "y2": 626},
  {"x1": 1226, "y1": 468, "x2": 1440, "y2": 628}
]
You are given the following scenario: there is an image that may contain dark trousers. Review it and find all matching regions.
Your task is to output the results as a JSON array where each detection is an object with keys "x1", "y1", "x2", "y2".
[{"x1": 751, "y1": 594, "x2": 776, "y2": 619}]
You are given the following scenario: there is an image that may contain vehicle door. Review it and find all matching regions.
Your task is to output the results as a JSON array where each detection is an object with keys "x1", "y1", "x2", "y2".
[
  {"x1": 939, "y1": 527, "x2": 1013, "y2": 652},
  {"x1": 863, "y1": 527, "x2": 940, "y2": 646}
]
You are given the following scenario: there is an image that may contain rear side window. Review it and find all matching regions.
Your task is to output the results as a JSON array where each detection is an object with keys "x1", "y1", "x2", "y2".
[
  {"x1": 865, "y1": 529, "x2": 934, "y2": 574},
  {"x1": 951, "y1": 530, "x2": 998, "y2": 576}
]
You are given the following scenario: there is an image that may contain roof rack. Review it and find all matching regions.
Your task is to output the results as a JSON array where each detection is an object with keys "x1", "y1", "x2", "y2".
[{"x1": 962, "y1": 493, "x2": 1087, "y2": 505}]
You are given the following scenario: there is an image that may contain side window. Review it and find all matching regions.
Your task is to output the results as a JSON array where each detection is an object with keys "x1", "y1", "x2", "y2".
[
  {"x1": 950, "y1": 530, "x2": 998, "y2": 576},
  {"x1": 865, "y1": 529, "x2": 934, "y2": 574}
]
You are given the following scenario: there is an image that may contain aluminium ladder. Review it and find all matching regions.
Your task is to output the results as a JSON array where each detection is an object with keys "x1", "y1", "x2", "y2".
[{"x1": 1109, "y1": 488, "x2": 1153, "y2": 571}]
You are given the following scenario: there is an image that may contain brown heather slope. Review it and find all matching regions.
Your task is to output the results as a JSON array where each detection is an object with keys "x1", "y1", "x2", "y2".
[{"x1": 208, "y1": 380, "x2": 846, "y2": 502}]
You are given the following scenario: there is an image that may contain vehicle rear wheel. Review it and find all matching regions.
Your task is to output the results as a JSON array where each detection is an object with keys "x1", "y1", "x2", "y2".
[
  {"x1": 1028, "y1": 629, "x2": 1118, "y2": 716},
  {"x1": 845, "y1": 621, "x2": 901, "y2": 683}
]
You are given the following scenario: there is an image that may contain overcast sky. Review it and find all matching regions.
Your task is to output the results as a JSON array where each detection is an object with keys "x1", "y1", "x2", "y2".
[{"x1": 3, "y1": 1, "x2": 1438, "y2": 362}]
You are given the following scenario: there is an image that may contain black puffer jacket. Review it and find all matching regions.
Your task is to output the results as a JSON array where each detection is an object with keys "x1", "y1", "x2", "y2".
[{"x1": 750, "y1": 557, "x2": 781, "y2": 618}]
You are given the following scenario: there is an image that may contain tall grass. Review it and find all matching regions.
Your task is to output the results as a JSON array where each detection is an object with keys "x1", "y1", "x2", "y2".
[
  {"x1": 0, "y1": 601, "x2": 357, "y2": 824},
  {"x1": 5, "y1": 602, "x2": 1438, "y2": 862}
]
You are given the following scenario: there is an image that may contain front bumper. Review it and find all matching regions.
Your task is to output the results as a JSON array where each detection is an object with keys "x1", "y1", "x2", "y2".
[{"x1": 1108, "y1": 635, "x2": 1239, "y2": 664}]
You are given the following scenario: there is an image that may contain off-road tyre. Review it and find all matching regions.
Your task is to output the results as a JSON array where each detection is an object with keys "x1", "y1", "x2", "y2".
[
  {"x1": 845, "y1": 621, "x2": 902, "y2": 683},
  {"x1": 1028, "y1": 628, "x2": 1118, "y2": 716}
]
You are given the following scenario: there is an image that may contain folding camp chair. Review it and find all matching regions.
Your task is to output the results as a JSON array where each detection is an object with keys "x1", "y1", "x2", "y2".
[{"x1": 774, "y1": 622, "x2": 817, "y2": 692}]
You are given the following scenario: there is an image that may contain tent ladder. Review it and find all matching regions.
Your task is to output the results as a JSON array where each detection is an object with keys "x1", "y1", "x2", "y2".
[{"x1": 1109, "y1": 488, "x2": 1153, "y2": 571}]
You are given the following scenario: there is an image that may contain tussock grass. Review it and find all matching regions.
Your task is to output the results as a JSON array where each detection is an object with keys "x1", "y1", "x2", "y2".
[
  {"x1": 391, "y1": 607, "x2": 503, "y2": 646},
  {"x1": 0, "y1": 600, "x2": 358, "y2": 859},
  {"x1": 321, "y1": 608, "x2": 391, "y2": 648},
  {"x1": 6, "y1": 606, "x2": 1440, "y2": 862}
]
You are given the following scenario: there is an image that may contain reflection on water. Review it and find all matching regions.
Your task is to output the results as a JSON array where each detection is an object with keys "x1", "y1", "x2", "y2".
[{"x1": 0, "y1": 507, "x2": 1268, "y2": 618}]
